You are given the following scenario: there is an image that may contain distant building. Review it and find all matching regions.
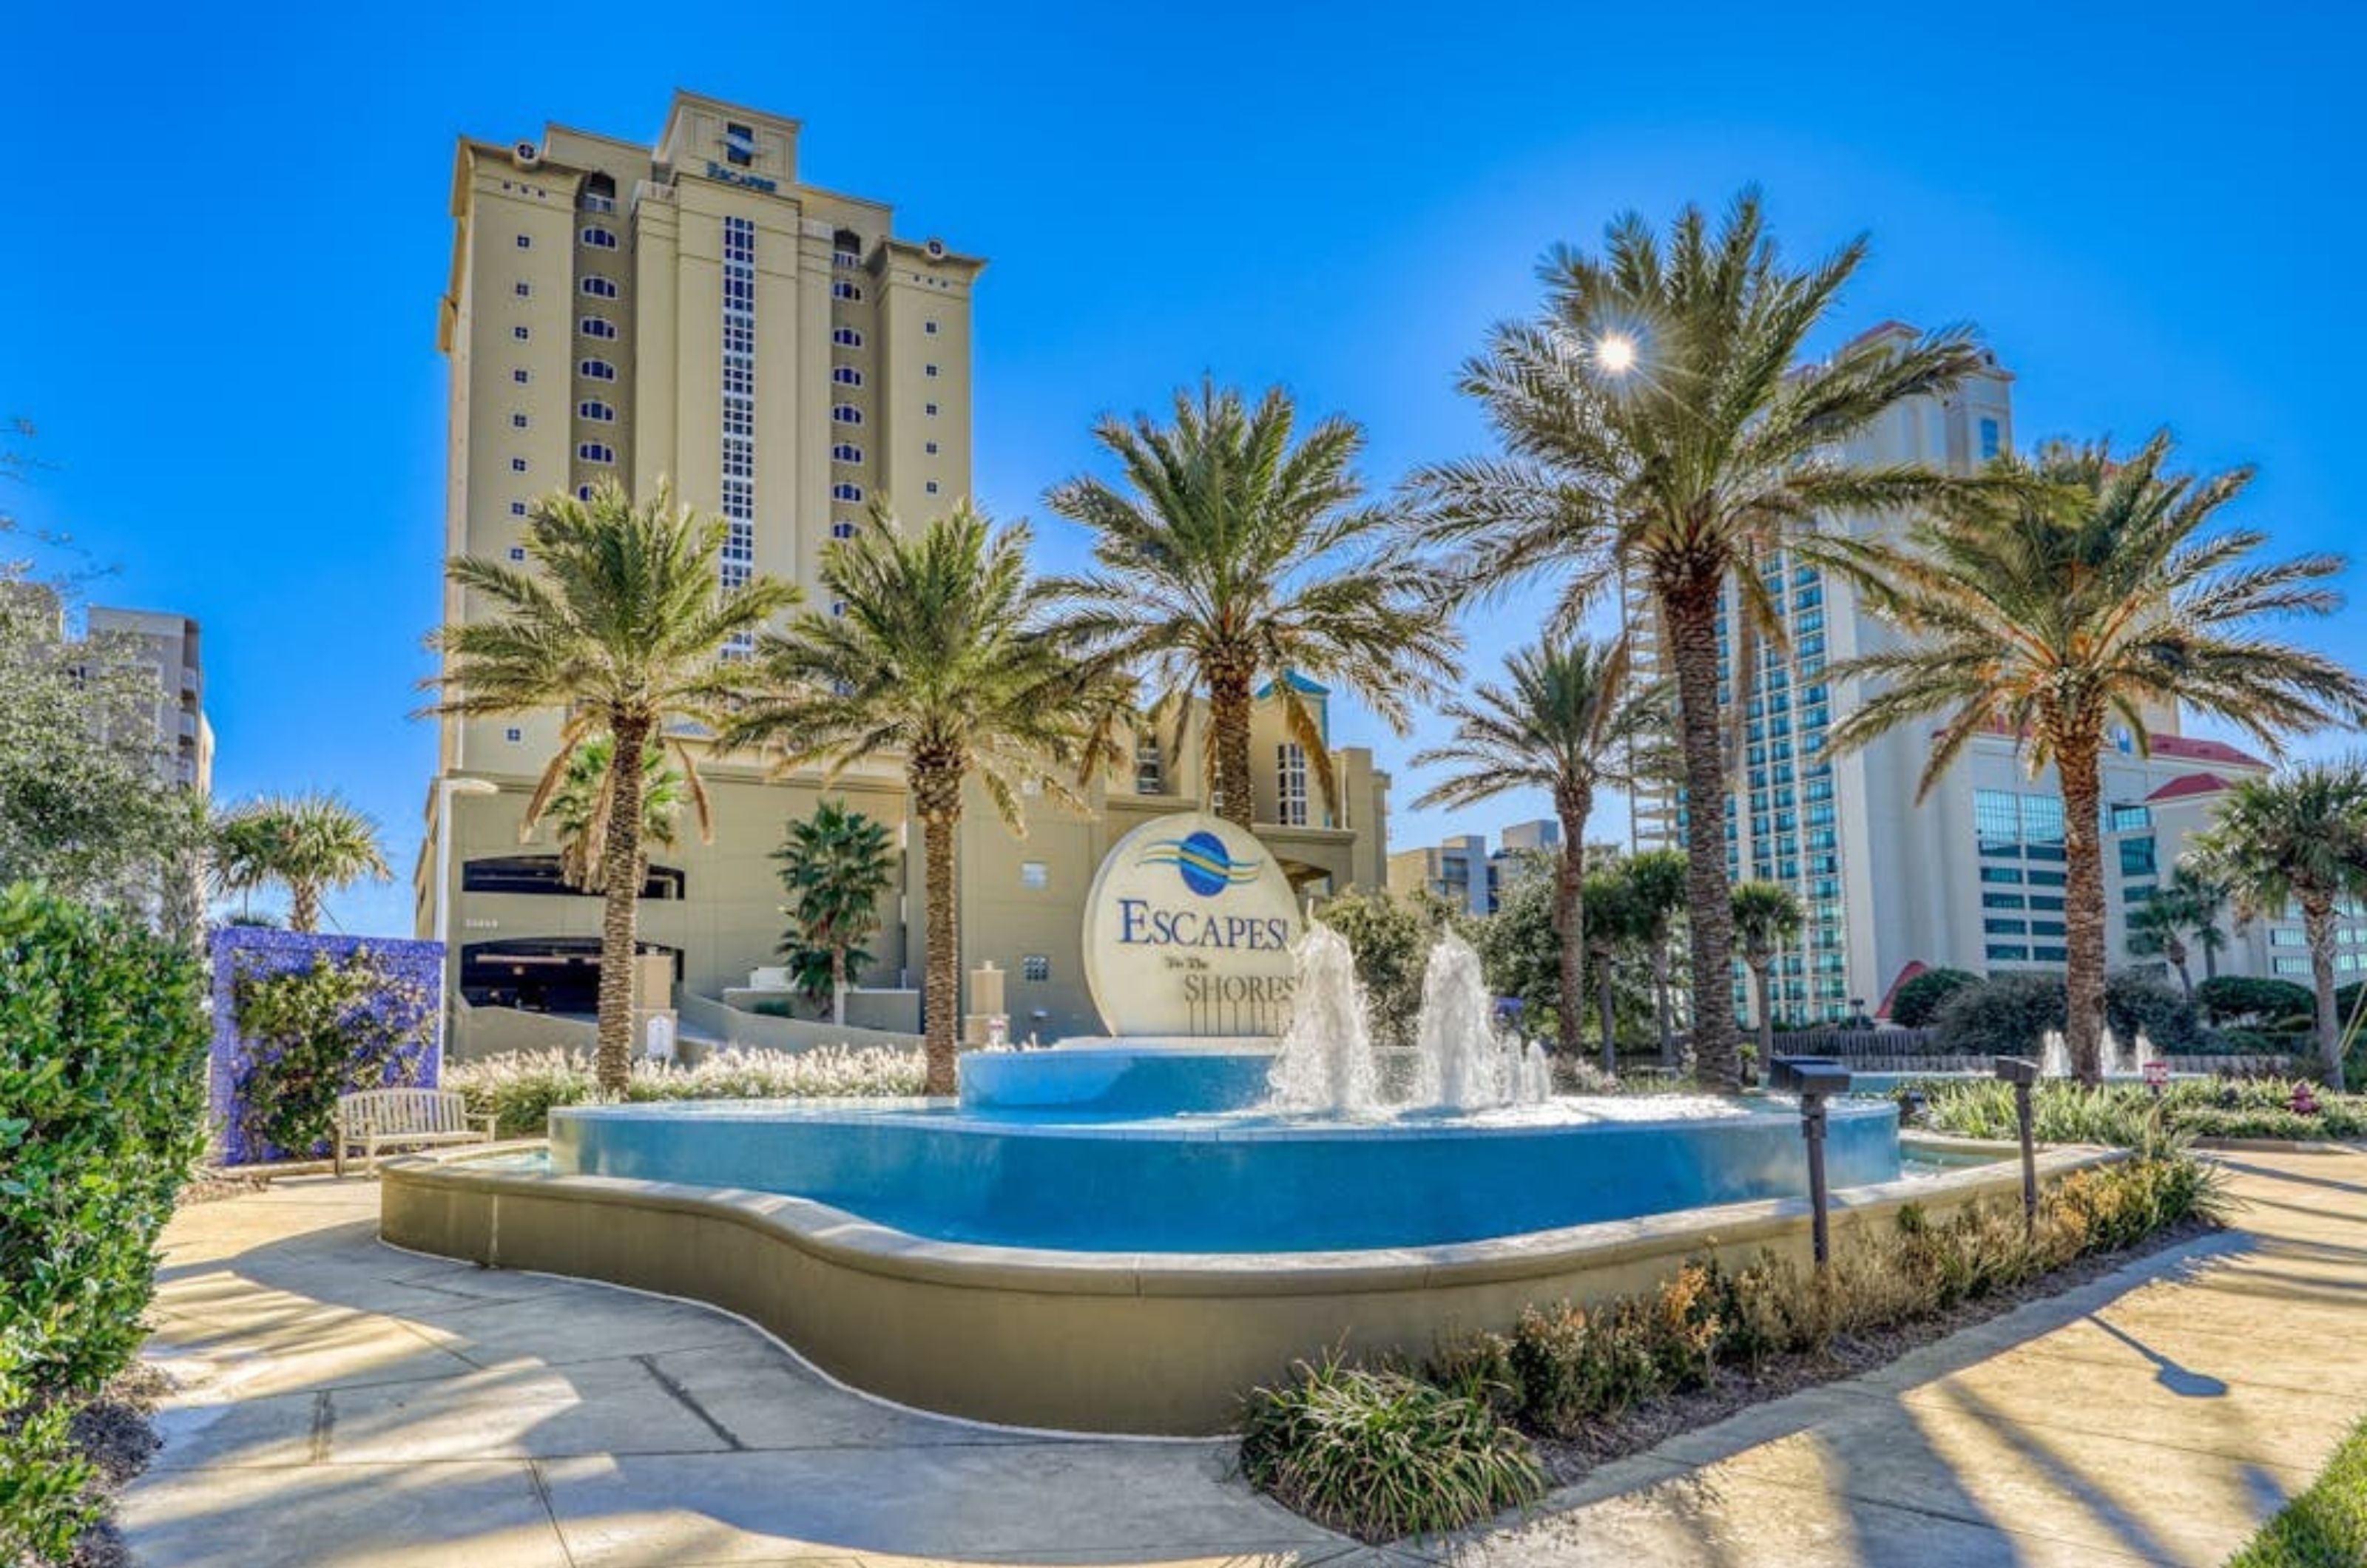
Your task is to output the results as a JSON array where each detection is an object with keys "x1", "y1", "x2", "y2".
[
  {"x1": 1387, "y1": 821, "x2": 1560, "y2": 916},
  {"x1": 86, "y1": 606, "x2": 212, "y2": 794}
]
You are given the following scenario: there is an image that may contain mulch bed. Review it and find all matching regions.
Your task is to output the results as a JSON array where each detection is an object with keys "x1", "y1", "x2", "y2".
[
  {"x1": 58, "y1": 1364, "x2": 170, "y2": 1568},
  {"x1": 176, "y1": 1172, "x2": 274, "y2": 1206},
  {"x1": 1530, "y1": 1217, "x2": 2217, "y2": 1485}
]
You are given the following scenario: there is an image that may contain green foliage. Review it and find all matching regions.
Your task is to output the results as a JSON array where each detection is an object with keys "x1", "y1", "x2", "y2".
[
  {"x1": 2104, "y1": 970, "x2": 2213, "y2": 1055},
  {"x1": 1238, "y1": 1357, "x2": 1544, "y2": 1544},
  {"x1": 1917, "y1": 1076, "x2": 2367, "y2": 1145},
  {"x1": 1475, "y1": 851, "x2": 1564, "y2": 1033},
  {"x1": 1889, "y1": 967, "x2": 1979, "y2": 1030},
  {"x1": 773, "y1": 800, "x2": 897, "y2": 1016},
  {"x1": 2196, "y1": 975, "x2": 2317, "y2": 1027},
  {"x1": 1, "y1": 885, "x2": 206, "y2": 1562},
  {"x1": 1314, "y1": 885, "x2": 1465, "y2": 1050},
  {"x1": 229, "y1": 947, "x2": 436, "y2": 1159},
  {"x1": 447, "y1": 1045, "x2": 928, "y2": 1138},
  {"x1": 544, "y1": 732, "x2": 686, "y2": 893},
  {"x1": 2227, "y1": 1410, "x2": 2367, "y2": 1568},
  {"x1": 1931, "y1": 972, "x2": 2066, "y2": 1057},
  {"x1": 212, "y1": 793, "x2": 391, "y2": 934}
]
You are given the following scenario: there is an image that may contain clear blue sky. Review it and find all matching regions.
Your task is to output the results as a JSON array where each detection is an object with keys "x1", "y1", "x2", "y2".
[{"x1": 3, "y1": 1, "x2": 2358, "y2": 936}]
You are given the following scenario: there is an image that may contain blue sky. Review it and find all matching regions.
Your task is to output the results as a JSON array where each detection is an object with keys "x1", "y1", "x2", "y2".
[{"x1": 3, "y1": 1, "x2": 2358, "y2": 936}]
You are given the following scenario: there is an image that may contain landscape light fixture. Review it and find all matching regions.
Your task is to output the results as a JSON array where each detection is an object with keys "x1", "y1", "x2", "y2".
[
  {"x1": 1770, "y1": 1055, "x2": 1853, "y2": 1266},
  {"x1": 1993, "y1": 1055, "x2": 2041, "y2": 1229}
]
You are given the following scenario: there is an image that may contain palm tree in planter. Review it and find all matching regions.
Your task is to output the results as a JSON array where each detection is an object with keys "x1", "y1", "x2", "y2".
[
  {"x1": 2195, "y1": 763, "x2": 2367, "y2": 1090},
  {"x1": 1731, "y1": 879, "x2": 1805, "y2": 1075},
  {"x1": 544, "y1": 732, "x2": 690, "y2": 894},
  {"x1": 2125, "y1": 863, "x2": 2230, "y2": 998},
  {"x1": 1826, "y1": 436, "x2": 2367, "y2": 1084},
  {"x1": 726, "y1": 505, "x2": 1131, "y2": 1095},
  {"x1": 773, "y1": 798, "x2": 898, "y2": 1026},
  {"x1": 1411, "y1": 635, "x2": 1667, "y2": 1061},
  {"x1": 214, "y1": 793, "x2": 391, "y2": 933},
  {"x1": 1044, "y1": 380, "x2": 1458, "y2": 829},
  {"x1": 428, "y1": 481, "x2": 797, "y2": 1092},
  {"x1": 1411, "y1": 191, "x2": 1993, "y2": 1089}
]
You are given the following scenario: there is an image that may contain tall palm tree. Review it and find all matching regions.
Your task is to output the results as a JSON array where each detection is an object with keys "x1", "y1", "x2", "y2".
[
  {"x1": 2195, "y1": 763, "x2": 2367, "y2": 1090},
  {"x1": 773, "y1": 798, "x2": 898, "y2": 1026},
  {"x1": 2125, "y1": 862, "x2": 2229, "y2": 998},
  {"x1": 544, "y1": 732, "x2": 689, "y2": 894},
  {"x1": 726, "y1": 505, "x2": 1130, "y2": 1095},
  {"x1": 1411, "y1": 635, "x2": 1667, "y2": 1060},
  {"x1": 1827, "y1": 436, "x2": 2367, "y2": 1084},
  {"x1": 1045, "y1": 381, "x2": 1458, "y2": 829},
  {"x1": 428, "y1": 481, "x2": 797, "y2": 1092},
  {"x1": 1411, "y1": 191, "x2": 1991, "y2": 1090},
  {"x1": 1731, "y1": 879, "x2": 1805, "y2": 1072},
  {"x1": 213, "y1": 794, "x2": 391, "y2": 933}
]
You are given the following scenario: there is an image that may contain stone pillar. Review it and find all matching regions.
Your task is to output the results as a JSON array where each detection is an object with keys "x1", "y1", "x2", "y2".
[
  {"x1": 964, "y1": 961, "x2": 1009, "y2": 1047},
  {"x1": 632, "y1": 953, "x2": 680, "y2": 1062}
]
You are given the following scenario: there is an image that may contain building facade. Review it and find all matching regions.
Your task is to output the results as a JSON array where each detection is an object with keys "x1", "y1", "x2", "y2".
[
  {"x1": 419, "y1": 92, "x2": 1391, "y2": 1052},
  {"x1": 1632, "y1": 322, "x2": 2332, "y2": 1023},
  {"x1": 85, "y1": 606, "x2": 212, "y2": 793},
  {"x1": 1387, "y1": 820, "x2": 1561, "y2": 916}
]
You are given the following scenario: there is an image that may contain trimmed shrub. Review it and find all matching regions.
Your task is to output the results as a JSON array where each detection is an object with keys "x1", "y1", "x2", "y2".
[
  {"x1": 1890, "y1": 967, "x2": 1979, "y2": 1030},
  {"x1": 448, "y1": 1044, "x2": 928, "y2": 1137},
  {"x1": 1931, "y1": 973, "x2": 2065, "y2": 1056},
  {"x1": 1, "y1": 884, "x2": 207, "y2": 1562},
  {"x1": 2104, "y1": 970, "x2": 2213, "y2": 1055},
  {"x1": 1239, "y1": 1357, "x2": 1544, "y2": 1543},
  {"x1": 2197, "y1": 975, "x2": 2316, "y2": 1028}
]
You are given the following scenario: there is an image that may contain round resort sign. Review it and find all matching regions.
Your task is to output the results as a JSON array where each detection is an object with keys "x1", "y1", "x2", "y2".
[{"x1": 1081, "y1": 813, "x2": 1304, "y2": 1038}]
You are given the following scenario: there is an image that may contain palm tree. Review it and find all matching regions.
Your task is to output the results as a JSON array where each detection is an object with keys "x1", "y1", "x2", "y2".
[
  {"x1": 214, "y1": 794, "x2": 391, "y2": 933},
  {"x1": 1624, "y1": 848, "x2": 1691, "y2": 1068},
  {"x1": 1827, "y1": 436, "x2": 2367, "y2": 1084},
  {"x1": 2195, "y1": 763, "x2": 2367, "y2": 1090},
  {"x1": 427, "y1": 481, "x2": 797, "y2": 1092},
  {"x1": 1411, "y1": 635, "x2": 1667, "y2": 1060},
  {"x1": 773, "y1": 798, "x2": 898, "y2": 1026},
  {"x1": 726, "y1": 504, "x2": 1129, "y2": 1095},
  {"x1": 2125, "y1": 863, "x2": 2229, "y2": 998},
  {"x1": 544, "y1": 732, "x2": 689, "y2": 894},
  {"x1": 1044, "y1": 381, "x2": 1458, "y2": 829},
  {"x1": 1411, "y1": 191, "x2": 1992, "y2": 1090},
  {"x1": 1581, "y1": 862, "x2": 1645, "y2": 1075},
  {"x1": 1731, "y1": 880, "x2": 1805, "y2": 1073}
]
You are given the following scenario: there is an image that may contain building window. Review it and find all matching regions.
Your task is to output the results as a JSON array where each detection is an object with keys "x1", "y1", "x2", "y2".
[
  {"x1": 2119, "y1": 836, "x2": 2158, "y2": 879},
  {"x1": 582, "y1": 276, "x2": 618, "y2": 299},
  {"x1": 831, "y1": 482, "x2": 864, "y2": 502},
  {"x1": 831, "y1": 366, "x2": 863, "y2": 386},
  {"x1": 2032, "y1": 946, "x2": 2069, "y2": 963},
  {"x1": 512, "y1": 325, "x2": 530, "y2": 341},
  {"x1": 514, "y1": 281, "x2": 531, "y2": 298},
  {"x1": 510, "y1": 457, "x2": 527, "y2": 473},
  {"x1": 2108, "y1": 802, "x2": 2152, "y2": 833},
  {"x1": 1277, "y1": 743, "x2": 1309, "y2": 827},
  {"x1": 581, "y1": 226, "x2": 618, "y2": 249},
  {"x1": 510, "y1": 413, "x2": 528, "y2": 430},
  {"x1": 513, "y1": 368, "x2": 530, "y2": 385},
  {"x1": 832, "y1": 327, "x2": 863, "y2": 348},
  {"x1": 516, "y1": 234, "x2": 531, "y2": 249},
  {"x1": 925, "y1": 363, "x2": 939, "y2": 377},
  {"x1": 925, "y1": 320, "x2": 939, "y2": 334},
  {"x1": 577, "y1": 442, "x2": 615, "y2": 464},
  {"x1": 831, "y1": 404, "x2": 862, "y2": 425},
  {"x1": 579, "y1": 359, "x2": 617, "y2": 381},
  {"x1": 832, "y1": 280, "x2": 862, "y2": 302},
  {"x1": 578, "y1": 399, "x2": 615, "y2": 422},
  {"x1": 1135, "y1": 737, "x2": 1163, "y2": 794},
  {"x1": 924, "y1": 402, "x2": 939, "y2": 416},
  {"x1": 576, "y1": 484, "x2": 594, "y2": 501},
  {"x1": 580, "y1": 317, "x2": 618, "y2": 339},
  {"x1": 1022, "y1": 954, "x2": 1050, "y2": 983},
  {"x1": 1979, "y1": 417, "x2": 2002, "y2": 462},
  {"x1": 723, "y1": 122, "x2": 757, "y2": 166},
  {"x1": 831, "y1": 520, "x2": 857, "y2": 539},
  {"x1": 925, "y1": 481, "x2": 939, "y2": 495},
  {"x1": 509, "y1": 501, "x2": 527, "y2": 516},
  {"x1": 831, "y1": 443, "x2": 862, "y2": 463},
  {"x1": 1986, "y1": 944, "x2": 2030, "y2": 962},
  {"x1": 504, "y1": 727, "x2": 523, "y2": 743},
  {"x1": 718, "y1": 214, "x2": 758, "y2": 641},
  {"x1": 1020, "y1": 862, "x2": 1049, "y2": 891},
  {"x1": 508, "y1": 546, "x2": 525, "y2": 561}
]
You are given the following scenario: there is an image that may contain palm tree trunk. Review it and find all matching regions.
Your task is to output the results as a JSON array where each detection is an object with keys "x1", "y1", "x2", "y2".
[
  {"x1": 919, "y1": 788, "x2": 962, "y2": 1097},
  {"x1": 2305, "y1": 893, "x2": 2343, "y2": 1092},
  {"x1": 1553, "y1": 794, "x2": 1590, "y2": 1062},
  {"x1": 831, "y1": 945, "x2": 848, "y2": 1027},
  {"x1": 291, "y1": 880, "x2": 321, "y2": 934},
  {"x1": 1754, "y1": 962, "x2": 1775, "y2": 1077},
  {"x1": 1208, "y1": 666, "x2": 1256, "y2": 829},
  {"x1": 1595, "y1": 943, "x2": 1618, "y2": 1078},
  {"x1": 2169, "y1": 936, "x2": 2192, "y2": 1001},
  {"x1": 2057, "y1": 736, "x2": 2108, "y2": 1087},
  {"x1": 593, "y1": 712, "x2": 652, "y2": 1095},
  {"x1": 1661, "y1": 572, "x2": 1742, "y2": 1089}
]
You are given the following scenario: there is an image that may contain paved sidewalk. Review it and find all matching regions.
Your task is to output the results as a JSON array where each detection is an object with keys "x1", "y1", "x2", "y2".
[{"x1": 120, "y1": 1151, "x2": 2367, "y2": 1567}]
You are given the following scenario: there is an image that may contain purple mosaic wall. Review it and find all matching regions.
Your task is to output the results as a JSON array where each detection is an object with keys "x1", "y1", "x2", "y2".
[{"x1": 208, "y1": 927, "x2": 445, "y2": 1166}]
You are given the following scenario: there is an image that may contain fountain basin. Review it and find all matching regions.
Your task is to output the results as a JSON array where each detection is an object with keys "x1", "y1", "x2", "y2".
[
  {"x1": 959, "y1": 1041, "x2": 1277, "y2": 1115},
  {"x1": 547, "y1": 1095, "x2": 1902, "y2": 1253}
]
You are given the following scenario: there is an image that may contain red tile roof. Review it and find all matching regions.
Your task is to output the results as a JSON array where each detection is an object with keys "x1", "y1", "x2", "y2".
[
  {"x1": 2149, "y1": 734, "x2": 2269, "y2": 768},
  {"x1": 2147, "y1": 771, "x2": 2232, "y2": 803}
]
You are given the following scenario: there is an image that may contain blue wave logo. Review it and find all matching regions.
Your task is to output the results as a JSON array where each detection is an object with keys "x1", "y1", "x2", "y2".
[{"x1": 1138, "y1": 831, "x2": 1262, "y2": 898}]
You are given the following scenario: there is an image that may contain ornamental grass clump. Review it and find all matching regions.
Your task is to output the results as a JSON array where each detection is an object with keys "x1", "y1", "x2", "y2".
[
  {"x1": 1238, "y1": 1358, "x2": 1544, "y2": 1544},
  {"x1": 1913, "y1": 1076, "x2": 2367, "y2": 1146},
  {"x1": 447, "y1": 1044, "x2": 928, "y2": 1136}
]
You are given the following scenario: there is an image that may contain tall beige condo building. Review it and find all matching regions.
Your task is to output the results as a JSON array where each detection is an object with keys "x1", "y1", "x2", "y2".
[{"x1": 419, "y1": 92, "x2": 1391, "y2": 1054}]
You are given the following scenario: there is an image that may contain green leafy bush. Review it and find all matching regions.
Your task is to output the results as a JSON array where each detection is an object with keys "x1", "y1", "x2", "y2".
[
  {"x1": 231, "y1": 947, "x2": 435, "y2": 1158},
  {"x1": 447, "y1": 1044, "x2": 928, "y2": 1136},
  {"x1": 1890, "y1": 967, "x2": 1979, "y2": 1029},
  {"x1": 1, "y1": 884, "x2": 206, "y2": 1563},
  {"x1": 1931, "y1": 973, "x2": 2065, "y2": 1056},
  {"x1": 2197, "y1": 975, "x2": 2316, "y2": 1028},
  {"x1": 2104, "y1": 970, "x2": 2214, "y2": 1055},
  {"x1": 1239, "y1": 1357, "x2": 1544, "y2": 1543}
]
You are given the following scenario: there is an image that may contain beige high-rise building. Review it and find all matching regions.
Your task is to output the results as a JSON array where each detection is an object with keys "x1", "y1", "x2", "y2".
[
  {"x1": 86, "y1": 605, "x2": 212, "y2": 794},
  {"x1": 419, "y1": 92, "x2": 1391, "y2": 1054}
]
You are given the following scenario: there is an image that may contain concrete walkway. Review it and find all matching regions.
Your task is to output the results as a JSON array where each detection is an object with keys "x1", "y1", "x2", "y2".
[{"x1": 121, "y1": 1150, "x2": 2367, "y2": 1567}]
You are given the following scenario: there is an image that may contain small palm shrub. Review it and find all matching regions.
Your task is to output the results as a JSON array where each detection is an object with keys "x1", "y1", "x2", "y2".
[
  {"x1": 1238, "y1": 1357, "x2": 1544, "y2": 1543},
  {"x1": 448, "y1": 1045, "x2": 928, "y2": 1136}
]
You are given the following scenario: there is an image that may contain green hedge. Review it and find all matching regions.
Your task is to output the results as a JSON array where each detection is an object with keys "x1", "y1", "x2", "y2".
[{"x1": 0, "y1": 885, "x2": 207, "y2": 1563}]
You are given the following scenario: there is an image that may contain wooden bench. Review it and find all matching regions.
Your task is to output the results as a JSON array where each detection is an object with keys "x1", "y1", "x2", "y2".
[{"x1": 333, "y1": 1088, "x2": 498, "y2": 1175}]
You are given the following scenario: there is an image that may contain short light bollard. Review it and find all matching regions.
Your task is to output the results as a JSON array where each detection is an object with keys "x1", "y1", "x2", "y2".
[
  {"x1": 1770, "y1": 1055, "x2": 1854, "y2": 1267},
  {"x1": 1994, "y1": 1055, "x2": 2040, "y2": 1229}
]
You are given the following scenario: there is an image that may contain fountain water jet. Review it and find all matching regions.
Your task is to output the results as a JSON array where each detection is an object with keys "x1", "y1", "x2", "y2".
[
  {"x1": 1410, "y1": 931, "x2": 1551, "y2": 1112},
  {"x1": 1266, "y1": 925, "x2": 1380, "y2": 1115}
]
